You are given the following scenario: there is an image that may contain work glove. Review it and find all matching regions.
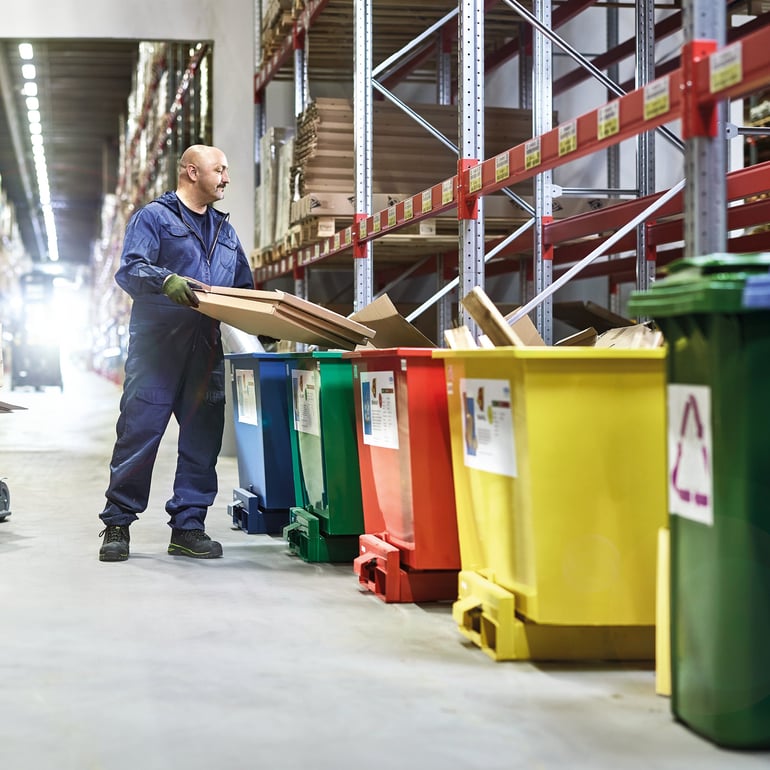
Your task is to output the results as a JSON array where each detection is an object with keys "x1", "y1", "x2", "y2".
[{"x1": 162, "y1": 274, "x2": 199, "y2": 307}]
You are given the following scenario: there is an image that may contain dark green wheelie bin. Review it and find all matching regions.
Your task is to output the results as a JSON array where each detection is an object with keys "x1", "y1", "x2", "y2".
[{"x1": 629, "y1": 253, "x2": 770, "y2": 749}]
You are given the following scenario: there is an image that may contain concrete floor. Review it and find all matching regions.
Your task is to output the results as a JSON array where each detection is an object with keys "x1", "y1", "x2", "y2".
[{"x1": 1, "y1": 359, "x2": 768, "y2": 770}]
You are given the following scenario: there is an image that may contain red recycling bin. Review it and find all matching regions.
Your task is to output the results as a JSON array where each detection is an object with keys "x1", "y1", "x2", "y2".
[{"x1": 346, "y1": 347, "x2": 460, "y2": 602}]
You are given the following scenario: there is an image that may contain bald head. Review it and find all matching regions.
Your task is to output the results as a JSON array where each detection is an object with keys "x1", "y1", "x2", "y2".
[{"x1": 176, "y1": 144, "x2": 231, "y2": 213}]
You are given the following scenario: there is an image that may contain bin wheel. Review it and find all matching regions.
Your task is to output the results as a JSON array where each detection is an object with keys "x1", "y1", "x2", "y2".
[{"x1": 0, "y1": 481, "x2": 10, "y2": 518}]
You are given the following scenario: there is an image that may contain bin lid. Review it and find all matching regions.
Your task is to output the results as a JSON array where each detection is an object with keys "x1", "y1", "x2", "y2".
[
  {"x1": 743, "y1": 274, "x2": 770, "y2": 309},
  {"x1": 627, "y1": 252, "x2": 770, "y2": 317}
]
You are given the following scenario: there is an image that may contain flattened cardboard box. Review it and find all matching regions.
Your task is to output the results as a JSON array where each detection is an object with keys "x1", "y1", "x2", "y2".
[
  {"x1": 190, "y1": 283, "x2": 375, "y2": 350},
  {"x1": 349, "y1": 294, "x2": 436, "y2": 349}
]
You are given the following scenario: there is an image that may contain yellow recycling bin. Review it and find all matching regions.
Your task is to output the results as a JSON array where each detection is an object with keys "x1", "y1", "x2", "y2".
[{"x1": 434, "y1": 346, "x2": 667, "y2": 661}]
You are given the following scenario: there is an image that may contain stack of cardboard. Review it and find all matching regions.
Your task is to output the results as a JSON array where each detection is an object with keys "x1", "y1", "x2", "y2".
[
  {"x1": 292, "y1": 98, "x2": 538, "y2": 201},
  {"x1": 191, "y1": 284, "x2": 376, "y2": 350},
  {"x1": 191, "y1": 285, "x2": 437, "y2": 352}
]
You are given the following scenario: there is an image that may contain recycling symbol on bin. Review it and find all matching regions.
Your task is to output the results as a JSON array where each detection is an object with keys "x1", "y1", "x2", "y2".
[{"x1": 670, "y1": 393, "x2": 711, "y2": 508}]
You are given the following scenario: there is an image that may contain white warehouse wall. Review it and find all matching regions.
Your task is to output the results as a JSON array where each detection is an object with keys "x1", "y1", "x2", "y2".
[{"x1": 3, "y1": 0, "x2": 256, "y2": 250}]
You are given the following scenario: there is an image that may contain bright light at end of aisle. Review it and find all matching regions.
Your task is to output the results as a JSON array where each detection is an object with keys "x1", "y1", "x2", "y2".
[{"x1": 19, "y1": 42, "x2": 59, "y2": 262}]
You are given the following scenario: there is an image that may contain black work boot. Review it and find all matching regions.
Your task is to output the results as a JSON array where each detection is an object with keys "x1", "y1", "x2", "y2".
[
  {"x1": 99, "y1": 525, "x2": 130, "y2": 562},
  {"x1": 168, "y1": 529, "x2": 223, "y2": 559}
]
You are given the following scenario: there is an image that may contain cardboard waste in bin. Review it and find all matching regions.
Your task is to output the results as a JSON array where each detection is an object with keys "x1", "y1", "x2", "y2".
[
  {"x1": 347, "y1": 347, "x2": 461, "y2": 603},
  {"x1": 629, "y1": 253, "x2": 770, "y2": 749}
]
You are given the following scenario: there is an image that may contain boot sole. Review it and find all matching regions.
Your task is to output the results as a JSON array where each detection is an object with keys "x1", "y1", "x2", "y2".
[
  {"x1": 99, "y1": 552, "x2": 129, "y2": 562},
  {"x1": 167, "y1": 545, "x2": 222, "y2": 559}
]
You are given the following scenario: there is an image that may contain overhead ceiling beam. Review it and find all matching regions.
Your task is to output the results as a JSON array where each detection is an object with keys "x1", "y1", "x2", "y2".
[{"x1": 0, "y1": 41, "x2": 47, "y2": 260}]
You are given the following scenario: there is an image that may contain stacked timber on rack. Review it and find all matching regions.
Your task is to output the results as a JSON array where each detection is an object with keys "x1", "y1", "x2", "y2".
[
  {"x1": 252, "y1": 98, "x2": 539, "y2": 266},
  {"x1": 260, "y1": 0, "x2": 296, "y2": 65}
]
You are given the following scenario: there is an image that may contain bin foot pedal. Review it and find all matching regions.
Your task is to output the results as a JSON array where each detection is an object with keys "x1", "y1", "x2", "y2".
[
  {"x1": 283, "y1": 507, "x2": 359, "y2": 563},
  {"x1": 354, "y1": 533, "x2": 458, "y2": 603},
  {"x1": 228, "y1": 488, "x2": 289, "y2": 535},
  {"x1": 454, "y1": 570, "x2": 655, "y2": 662}
]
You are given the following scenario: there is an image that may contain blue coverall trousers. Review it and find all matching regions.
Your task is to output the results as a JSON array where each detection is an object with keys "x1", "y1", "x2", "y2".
[{"x1": 99, "y1": 302, "x2": 225, "y2": 530}]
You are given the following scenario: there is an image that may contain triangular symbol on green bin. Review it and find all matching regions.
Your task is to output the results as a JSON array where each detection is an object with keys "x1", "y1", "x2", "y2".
[{"x1": 671, "y1": 393, "x2": 710, "y2": 508}]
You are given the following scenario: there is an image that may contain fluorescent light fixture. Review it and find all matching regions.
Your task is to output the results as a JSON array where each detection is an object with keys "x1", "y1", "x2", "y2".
[{"x1": 18, "y1": 48, "x2": 58, "y2": 262}]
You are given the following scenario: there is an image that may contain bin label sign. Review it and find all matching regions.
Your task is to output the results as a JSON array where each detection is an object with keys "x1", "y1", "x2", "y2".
[
  {"x1": 668, "y1": 384, "x2": 713, "y2": 526},
  {"x1": 360, "y1": 371, "x2": 399, "y2": 450},
  {"x1": 235, "y1": 370, "x2": 258, "y2": 426},
  {"x1": 460, "y1": 378, "x2": 517, "y2": 477},
  {"x1": 292, "y1": 369, "x2": 320, "y2": 437}
]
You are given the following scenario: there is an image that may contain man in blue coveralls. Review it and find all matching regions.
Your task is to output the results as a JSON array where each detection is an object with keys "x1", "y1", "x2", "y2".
[{"x1": 98, "y1": 145, "x2": 254, "y2": 562}]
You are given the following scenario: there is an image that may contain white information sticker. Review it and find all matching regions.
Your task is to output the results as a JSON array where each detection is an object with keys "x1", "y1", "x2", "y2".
[
  {"x1": 460, "y1": 378, "x2": 516, "y2": 477},
  {"x1": 360, "y1": 371, "x2": 399, "y2": 449},
  {"x1": 667, "y1": 384, "x2": 713, "y2": 526},
  {"x1": 291, "y1": 369, "x2": 321, "y2": 436},
  {"x1": 235, "y1": 369, "x2": 258, "y2": 426}
]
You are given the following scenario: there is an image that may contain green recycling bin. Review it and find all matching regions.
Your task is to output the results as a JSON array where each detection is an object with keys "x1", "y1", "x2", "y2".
[
  {"x1": 284, "y1": 351, "x2": 364, "y2": 562},
  {"x1": 628, "y1": 253, "x2": 770, "y2": 749}
]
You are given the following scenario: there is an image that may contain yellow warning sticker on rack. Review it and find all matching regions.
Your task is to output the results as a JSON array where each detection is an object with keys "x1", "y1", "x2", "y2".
[
  {"x1": 495, "y1": 151, "x2": 510, "y2": 182},
  {"x1": 524, "y1": 137, "x2": 541, "y2": 170},
  {"x1": 314, "y1": 242, "x2": 320, "y2": 258},
  {"x1": 469, "y1": 164, "x2": 483, "y2": 194},
  {"x1": 710, "y1": 42, "x2": 742, "y2": 93},
  {"x1": 422, "y1": 189, "x2": 432, "y2": 214},
  {"x1": 373, "y1": 214, "x2": 381, "y2": 233},
  {"x1": 442, "y1": 179, "x2": 454, "y2": 205},
  {"x1": 598, "y1": 100, "x2": 620, "y2": 139},
  {"x1": 644, "y1": 76, "x2": 670, "y2": 121},
  {"x1": 404, "y1": 197, "x2": 414, "y2": 220},
  {"x1": 358, "y1": 219, "x2": 367, "y2": 240},
  {"x1": 344, "y1": 227, "x2": 352, "y2": 245},
  {"x1": 558, "y1": 120, "x2": 577, "y2": 156},
  {"x1": 387, "y1": 206, "x2": 396, "y2": 228},
  {"x1": 333, "y1": 232, "x2": 340, "y2": 250}
]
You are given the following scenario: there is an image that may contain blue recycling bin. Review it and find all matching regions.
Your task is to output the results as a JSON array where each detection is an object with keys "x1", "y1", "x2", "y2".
[{"x1": 226, "y1": 352, "x2": 295, "y2": 534}]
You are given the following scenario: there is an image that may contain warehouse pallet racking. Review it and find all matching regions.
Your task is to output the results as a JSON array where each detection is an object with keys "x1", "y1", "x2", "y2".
[
  {"x1": 90, "y1": 43, "x2": 212, "y2": 379},
  {"x1": 252, "y1": 0, "x2": 770, "y2": 343}
]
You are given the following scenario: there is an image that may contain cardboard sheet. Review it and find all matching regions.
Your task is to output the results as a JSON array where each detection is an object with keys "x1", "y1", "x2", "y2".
[
  {"x1": 190, "y1": 283, "x2": 375, "y2": 350},
  {"x1": 349, "y1": 294, "x2": 436, "y2": 348}
]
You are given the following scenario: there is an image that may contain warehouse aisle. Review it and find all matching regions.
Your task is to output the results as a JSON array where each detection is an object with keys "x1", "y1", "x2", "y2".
[{"x1": 0, "y1": 359, "x2": 767, "y2": 770}]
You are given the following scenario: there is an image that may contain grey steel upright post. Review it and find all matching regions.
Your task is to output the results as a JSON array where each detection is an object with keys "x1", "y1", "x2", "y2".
[
  {"x1": 254, "y1": 0, "x2": 265, "y2": 187},
  {"x1": 354, "y1": 0, "x2": 374, "y2": 311},
  {"x1": 437, "y1": 27, "x2": 453, "y2": 342},
  {"x1": 533, "y1": 0, "x2": 553, "y2": 343},
  {"x1": 683, "y1": 0, "x2": 727, "y2": 258},
  {"x1": 294, "y1": 22, "x2": 309, "y2": 304},
  {"x1": 635, "y1": 0, "x2": 656, "y2": 291},
  {"x1": 458, "y1": 0, "x2": 485, "y2": 338}
]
